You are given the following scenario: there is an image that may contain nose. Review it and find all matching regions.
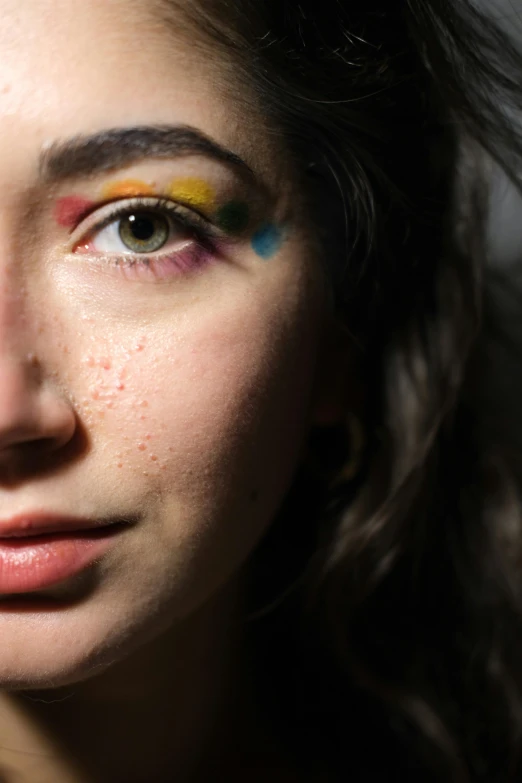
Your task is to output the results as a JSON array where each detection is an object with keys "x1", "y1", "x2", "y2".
[{"x1": 0, "y1": 351, "x2": 76, "y2": 465}]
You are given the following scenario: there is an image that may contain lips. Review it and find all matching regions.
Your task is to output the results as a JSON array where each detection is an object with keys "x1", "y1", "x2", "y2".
[
  {"x1": 0, "y1": 514, "x2": 127, "y2": 595},
  {"x1": 0, "y1": 513, "x2": 122, "y2": 538}
]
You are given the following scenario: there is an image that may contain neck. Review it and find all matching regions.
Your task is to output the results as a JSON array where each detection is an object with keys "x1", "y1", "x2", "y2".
[{"x1": 0, "y1": 578, "x2": 283, "y2": 783}]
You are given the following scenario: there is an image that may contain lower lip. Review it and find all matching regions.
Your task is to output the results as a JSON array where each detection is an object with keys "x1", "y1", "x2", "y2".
[{"x1": 0, "y1": 527, "x2": 121, "y2": 594}]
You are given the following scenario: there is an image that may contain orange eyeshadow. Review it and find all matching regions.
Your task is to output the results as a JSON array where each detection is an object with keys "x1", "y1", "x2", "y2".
[{"x1": 102, "y1": 179, "x2": 155, "y2": 199}]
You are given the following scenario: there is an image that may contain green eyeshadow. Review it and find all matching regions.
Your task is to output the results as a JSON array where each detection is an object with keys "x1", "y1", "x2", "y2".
[{"x1": 216, "y1": 201, "x2": 250, "y2": 234}]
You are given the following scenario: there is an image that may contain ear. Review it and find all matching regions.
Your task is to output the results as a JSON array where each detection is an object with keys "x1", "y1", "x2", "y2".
[{"x1": 309, "y1": 320, "x2": 364, "y2": 426}]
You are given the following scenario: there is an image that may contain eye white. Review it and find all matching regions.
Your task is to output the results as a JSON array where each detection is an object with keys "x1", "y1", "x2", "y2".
[{"x1": 92, "y1": 220, "x2": 133, "y2": 253}]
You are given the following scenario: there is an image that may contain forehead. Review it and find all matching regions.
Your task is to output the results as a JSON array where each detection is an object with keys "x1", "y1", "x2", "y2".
[{"x1": 0, "y1": 0, "x2": 275, "y2": 186}]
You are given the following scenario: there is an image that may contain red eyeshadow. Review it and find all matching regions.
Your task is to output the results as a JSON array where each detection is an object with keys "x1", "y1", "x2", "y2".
[{"x1": 55, "y1": 196, "x2": 94, "y2": 228}]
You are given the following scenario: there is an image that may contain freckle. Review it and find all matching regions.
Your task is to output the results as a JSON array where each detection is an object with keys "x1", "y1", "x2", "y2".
[
  {"x1": 168, "y1": 446, "x2": 173, "y2": 452},
  {"x1": 150, "y1": 454, "x2": 158, "y2": 461},
  {"x1": 143, "y1": 471, "x2": 149, "y2": 476},
  {"x1": 139, "y1": 415, "x2": 147, "y2": 420},
  {"x1": 138, "y1": 443, "x2": 147, "y2": 451},
  {"x1": 117, "y1": 463, "x2": 123, "y2": 468}
]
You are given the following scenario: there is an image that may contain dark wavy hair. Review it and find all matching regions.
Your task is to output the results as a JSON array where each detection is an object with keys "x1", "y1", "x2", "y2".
[{"x1": 165, "y1": 1, "x2": 522, "y2": 780}]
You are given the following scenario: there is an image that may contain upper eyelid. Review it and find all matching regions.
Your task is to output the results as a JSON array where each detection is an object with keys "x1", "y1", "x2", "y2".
[{"x1": 67, "y1": 196, "x2": 216, "y2": 245}]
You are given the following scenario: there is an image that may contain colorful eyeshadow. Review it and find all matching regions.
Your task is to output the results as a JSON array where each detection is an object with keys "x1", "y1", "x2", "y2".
[
  {"x1": 55, "y1": 196, "x2": 94, "y2": 228},
  {"x1": 102, "y1": 179, "x2": 155, "y2": 199},
  {"x1": 216, "y1": 201, "x2": 250, "y2": 234},
  {"x1": 251, "y1": 224, "x2": 284, "y2": 259},
  {"x1": 166, "y1": 177, "x2": 216, "y2": 212}
]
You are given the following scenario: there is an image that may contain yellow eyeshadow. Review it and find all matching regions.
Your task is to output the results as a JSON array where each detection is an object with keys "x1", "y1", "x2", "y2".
[
  {"x1": 102, "y1": 179, "x2": 155, "y2": 199},
  {"x1": 166, "y1": 178, "x2": 216, "y2": 212}
]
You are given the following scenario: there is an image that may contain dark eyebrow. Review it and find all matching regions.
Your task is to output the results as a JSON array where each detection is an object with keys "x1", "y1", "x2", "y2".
[{"x1": 38, "y1": 124, "x2": 256, "y2": 183}]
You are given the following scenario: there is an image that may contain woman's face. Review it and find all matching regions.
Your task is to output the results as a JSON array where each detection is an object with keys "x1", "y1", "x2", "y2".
[{"x1": 0, "y1": 0, "x2": 327, "y2": 688}]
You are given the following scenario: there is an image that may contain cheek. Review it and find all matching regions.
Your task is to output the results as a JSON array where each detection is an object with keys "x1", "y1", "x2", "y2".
[{"x1": 63, "y1": 295, "x2": 320, "y2": 518}]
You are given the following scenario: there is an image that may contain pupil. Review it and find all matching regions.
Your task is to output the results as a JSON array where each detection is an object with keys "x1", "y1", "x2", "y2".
[{"x1": 129, "y1": 214, "x2": 155, "y2": 241}]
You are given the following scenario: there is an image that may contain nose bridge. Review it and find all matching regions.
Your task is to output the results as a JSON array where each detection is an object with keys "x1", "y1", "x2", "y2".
[
  {"x1": 0, "y1": 257, "x2": 39, "y2": 425},
  {"x1": 0, "y1": 241, "x2": 76, "y2": 462},
  {"x1": 0, "y1": 247, "x2": 32, "y2": 362}
]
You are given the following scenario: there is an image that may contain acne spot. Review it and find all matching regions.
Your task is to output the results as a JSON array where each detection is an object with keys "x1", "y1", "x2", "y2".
[
  {"x1": 137, "y1": 443, "x2": 147, "y2": 451},
  {"x1": 140, "y1": 401, "x2": 149, "y2": 408},
  {"x1": 102, "y1": 179, "x2": 155, "y2": 199},
  {"x1": 166, "y1": 177, "x2": 216, "y2": 211},
  {"x1": 117, "y1": 463, "x2": 123, "y2": 469},
  {"x1": 150, "y1": 454, "x2": 158, "y2": 462},
  {"x1": 55, "y1": 196, "x2": 94, "y2": 228},
  {"x1": 145, "y1": 434, "x2": 152, "y2": 441},
  {"x1": 91, "y1": 390, "x2": 100, "y2": 400},
  {"x1": 101, "y1": 359, "x2": 111, "y2": 370},
  {"x1": 116, "y1": 383, "x2": 125, "y2": 391},
  {"x1": 251, "y1": 224, "x2": 285, "y2": 259}
]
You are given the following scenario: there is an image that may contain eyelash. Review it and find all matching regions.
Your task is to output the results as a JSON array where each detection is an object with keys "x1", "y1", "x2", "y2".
[{"x1": 72, "y1": 196, "x2": 222, "y2": 280}]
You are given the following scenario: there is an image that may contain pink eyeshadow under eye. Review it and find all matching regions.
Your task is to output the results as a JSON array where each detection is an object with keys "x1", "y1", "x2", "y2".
[{"x1": 55, "y1": 196, "x2": 95, "y2": 228}]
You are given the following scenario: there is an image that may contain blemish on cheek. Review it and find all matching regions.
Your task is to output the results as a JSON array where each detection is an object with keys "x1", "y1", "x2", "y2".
[
  {"x1": 137, "y1": 443, "x2": 147, "y2": 451},
  {"x1": 150, "y1": 454, "x2": 158, "y2": 462},
  {"x1": 251, "y1": 223, "x2": 285, "y2": 259},
  {"x1": 102, "y1": 179, "x2": 155, "y2": 199},
  {"x1": 55, "y1": 196, "x2": 94, "y2": 228}
]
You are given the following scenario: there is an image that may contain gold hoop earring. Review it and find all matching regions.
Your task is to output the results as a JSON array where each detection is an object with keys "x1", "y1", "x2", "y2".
[
  {"x1": 305, "y1": 412, "x2": 366, "y2": 487},
  {"x1": 332, "y1": 411, "x2": 365, "y2": 485}
]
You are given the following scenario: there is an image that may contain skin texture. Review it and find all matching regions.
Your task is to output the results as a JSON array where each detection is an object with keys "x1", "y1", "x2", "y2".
[{"x1": 0, "y1": 1, "x2": 347, "y2": 780}]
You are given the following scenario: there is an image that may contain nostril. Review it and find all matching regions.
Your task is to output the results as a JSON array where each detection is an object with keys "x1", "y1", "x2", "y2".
[{"x1": 0, "y1": 366, "x2": 76, "y2": 457}]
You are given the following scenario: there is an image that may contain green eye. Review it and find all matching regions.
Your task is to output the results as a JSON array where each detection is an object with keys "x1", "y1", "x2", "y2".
[{"x1": 118, "y1": 212, "x2": 169, "y2": 253}]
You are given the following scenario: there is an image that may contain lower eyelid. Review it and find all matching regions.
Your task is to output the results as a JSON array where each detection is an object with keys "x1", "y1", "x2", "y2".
[{"x1": 105, "y1": 244, "x2": 214, "y2": 280}]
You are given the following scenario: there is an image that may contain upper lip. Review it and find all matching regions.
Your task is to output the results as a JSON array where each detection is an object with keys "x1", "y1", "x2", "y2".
[{"x1": 0, "y1": 514, "x2": 117, "y2": 538}]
